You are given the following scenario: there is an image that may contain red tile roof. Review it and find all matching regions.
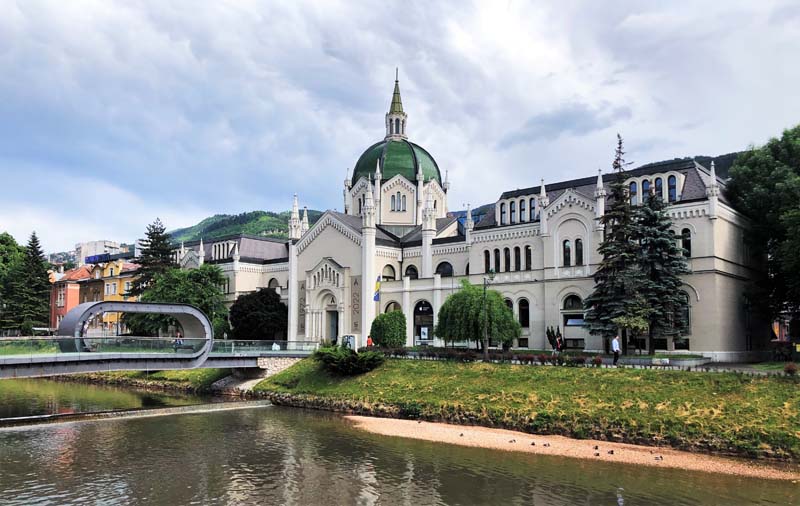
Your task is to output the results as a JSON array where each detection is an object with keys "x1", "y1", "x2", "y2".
[{"x1": 60, "y1": 265, "x2": 93, "y2": 282}]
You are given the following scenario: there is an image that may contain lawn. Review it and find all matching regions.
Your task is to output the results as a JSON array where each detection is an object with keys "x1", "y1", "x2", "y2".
[
  {"x1": 71, "y1": 369, "x2": 231, "y2": 391},
  {"x1": 255, "y1": 358, "x2": 800, "y2": 461},
  {"x1": 0, "y1": 342, "x2": 58, "y2": 355}
]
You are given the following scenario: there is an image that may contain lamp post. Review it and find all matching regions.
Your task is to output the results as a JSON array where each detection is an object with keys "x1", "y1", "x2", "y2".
[{"x1": 482, "y1": 269, "x2": 495, "y2": 361}]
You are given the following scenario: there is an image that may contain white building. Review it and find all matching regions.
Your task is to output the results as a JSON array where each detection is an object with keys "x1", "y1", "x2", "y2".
[
  {"x1": 176, "y1": 78, "x2": 768, "y2": 361},
  {"x1": 75, "y1": 240, "x2": 121, "y2": 266}
]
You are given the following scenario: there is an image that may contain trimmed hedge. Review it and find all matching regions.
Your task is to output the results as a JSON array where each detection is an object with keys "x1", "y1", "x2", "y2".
[
  {"x1": 369, "y1": 311, "x2": 407, "y2": 348},
  {"x1": 313, "y1": 345, "x2": 385, "y2": 375}
]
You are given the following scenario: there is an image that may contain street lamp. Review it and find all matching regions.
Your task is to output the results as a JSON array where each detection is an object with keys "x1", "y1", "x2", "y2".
[{"x1": 482, "y1": 268, "x2": 496, "y2": 361}]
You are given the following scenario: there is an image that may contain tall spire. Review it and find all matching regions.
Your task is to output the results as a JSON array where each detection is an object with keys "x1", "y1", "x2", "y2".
[{"x1": 385, "y1": 69, "x2": 408, "y2": 140}]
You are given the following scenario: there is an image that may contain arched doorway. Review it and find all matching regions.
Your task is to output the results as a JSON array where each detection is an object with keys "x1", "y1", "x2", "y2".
[
  {"x1": 268, "y1": 278, "x2": 280, "y2": 289},
  {"x1": 385, "y1": 301, "x2": 401, "y2": 313},
  {"x1": 413, "y1": 300, "x2": 434, "y2": 343},
  {"x1": 325, "y1": 295, "x2": 339, "y2": 343},
  {"x1": 405, "y1": 265, "x2": 419, "y2": 280},
  {"x1": 561, "y1": 294, "x2": 586, "y2": 351}
]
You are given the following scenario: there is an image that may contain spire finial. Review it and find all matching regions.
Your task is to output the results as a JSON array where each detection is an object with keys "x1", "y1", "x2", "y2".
[{"x1": 395, "y1": 67, "x2": 398, "y2": 81}]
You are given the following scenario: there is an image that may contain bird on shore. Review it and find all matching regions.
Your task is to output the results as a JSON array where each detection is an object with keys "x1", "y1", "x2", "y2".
[
  {"x1": 530, "y1": 442, "x2": 536, "y2": 446},
  {"x1": 543, "y1": 443, "x2": 551, "y2": 447},
  {"x1": 655, "y1": 455, "x2": 663, "y2": 461},
  {"x1": 607, "y1": 450, "x2": 614, "y2": 455},
  {"x1": 593, "y1": 445, "x2": 599, "y2": 450},
  {"x1": 594, "y1": 452, "x2": 600, "y2": 457},
  {"x1": 509, "y1": 439, "x2": 516, "y2": 443},
  {"x1": 459, "y1": 433, "x2": 464, "y2": 437}
]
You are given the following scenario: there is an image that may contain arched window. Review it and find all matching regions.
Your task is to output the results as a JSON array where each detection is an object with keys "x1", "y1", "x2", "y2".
[
  {"x1": 402, "y1": 120, "x2": 405, "y2": 134},
  {"x1": 395, "y1": 118, "x2": 400, "y2": 134},
  {"x1": 500, "y1": 203, "x2": 507, "y2": 225},
  {"x1": 405, "y1": 265, "x2": 418, "y2": 280},
  {"x1": 678, "y1": 291, "x2": 691, "y2": 334},
  {"x1": 563, "y1": 240, "x2": 571, "y2": 267},
  {"x1": 390, "y1": 195, "x2": 396, "y2": 211},
  {"x1": 668, "y1": 175, "x2": 677, "y2": 202},
  {"x1": 563, "y1": 295, "x2": 582, "y2": 310},
  {"x1": 530, "y1": 198, "x2": 536, "y2": 220},
  {"x1": 385, "y1": 301, "x2": 401, "y2": 313},
  {"x1": 514, "y1": 247, "x2": 521, "y2": 271},
  {"x1": 518, "y1": 298, "x2": 530, "y2": 328},
  {"x1": 629, "y1": 182, "x2": 638, "y2": 205},
  {"x1": 435, "y1": 261, "x2": 453, "y2": 278},
  {"x1": 642, "y1": 180, "x2": 651, "y2": 202},
  {"x1": 382, "y1": 264, "x2": 396, "y2": 281},
  {"x1": 505, "y1": 298, "x2": 513, "y2": 311},
  {"x1": 465, "y1": 263, "x2": 469, "y2": 276},
  {"x1": 358, "y1": 197, "x2": 362, "y2": 214},
  {"x1": 494, "y1": 248, "x2": 501, "y2": 273},
  {"x1": 484, "y1": 250, "x2": 491, "y2": 273},
  {"x1": 510, "y1": 201, "x2": 516, "y2": 223},
  {"x1": 655, "y1": 177, "x2": 663, "y2": 200},
  {"x1": 525, "y1": 246, "x2": 532, "y2": 270},
  {"x1": 504, "y1": 247, "x2": 511, "y2": 272},
  {"x1": 575, "y1": 239, "x2": 584, "y2": 266},
  {"x1": 681, "y1": 228, "x2": 692, "y2": 257},
  {"x1": 520, "y1": 199, "x2": 526, "y2": 222},
  {"x1": 434, "y1": 200, "x2": 437, "y2": 210},
  {"x1": 401, "y1": 194, "x2": 407, "y2": 211},
  {"x1": 268, "y1": 278, "x2": 280, "y2": 289}
]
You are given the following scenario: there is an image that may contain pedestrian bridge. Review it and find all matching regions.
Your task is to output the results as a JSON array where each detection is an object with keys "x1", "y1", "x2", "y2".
[{"x1": 0, "y1": 301, "x2": 317, "y2": 379}]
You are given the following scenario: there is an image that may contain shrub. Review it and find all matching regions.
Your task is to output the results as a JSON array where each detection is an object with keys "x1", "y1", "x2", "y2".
[
  {"x1": 313, "y1": 345, "x2": 385, "y2": 375},
  {"x1": 784, "y1": 362, "x2": 798, "y2": 376},
  {"x1": 573, "y1": 355, "x2": 587, "y2": 366},
  {"x1": 592, "y1": 355, "x2": 603, "y2": 367},
  {"x1": 462, "y1": 350, "x2": 477, "y2": 362},
  {"x1": 370, "y1": 311, "x2": 407, "y2": 348},
  {"x1": 537, "y1": 354, "x2": 548, "y2": 365}
]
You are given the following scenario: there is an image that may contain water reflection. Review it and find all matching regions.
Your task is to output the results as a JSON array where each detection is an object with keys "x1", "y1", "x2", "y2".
[{"x1": 0, "y1": 407, "x2": 796, "y2": 505}]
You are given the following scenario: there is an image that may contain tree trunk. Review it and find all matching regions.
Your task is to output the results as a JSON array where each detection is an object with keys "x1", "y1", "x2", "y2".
[{"x1": 648, "y1": 323, "x2": 655, "y2": 356}]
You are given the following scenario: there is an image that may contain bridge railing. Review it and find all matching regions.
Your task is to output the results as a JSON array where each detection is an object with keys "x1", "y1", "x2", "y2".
[
  {"x1": 0, "y1": 336, "x2": 208, "y2": 360},
  {"x1": 210, "y1": 340, "x2": 319, "y2": 355}
]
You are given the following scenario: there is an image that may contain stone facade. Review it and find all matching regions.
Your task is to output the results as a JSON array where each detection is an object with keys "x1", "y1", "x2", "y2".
[{"x1": 176, "y1": 79, "x2": 769, "y2": 361}]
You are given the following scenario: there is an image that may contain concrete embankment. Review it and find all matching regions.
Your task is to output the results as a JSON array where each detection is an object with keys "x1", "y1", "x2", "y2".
[{"x1": 0, "y1": 400, "x2": 273, "y2": 429}]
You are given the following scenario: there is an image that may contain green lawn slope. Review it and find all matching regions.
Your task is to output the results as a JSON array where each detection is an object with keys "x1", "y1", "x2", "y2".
[{"x1": 254, "y1": 358, "x2": 800, "y2": 461}]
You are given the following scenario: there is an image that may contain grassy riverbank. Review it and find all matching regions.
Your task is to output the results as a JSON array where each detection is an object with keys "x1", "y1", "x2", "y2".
[
  {"x1": 254, "y1": 358, "x2": 800, "y2": 461},
  {"x1": 62, "y1": 369, "x2": 231, "y2": 393}
]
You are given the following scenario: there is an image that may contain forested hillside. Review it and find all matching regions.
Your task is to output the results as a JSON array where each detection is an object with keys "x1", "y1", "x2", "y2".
[{"x1": 169, "y1": 210, "x2": 324, "y2": 242}]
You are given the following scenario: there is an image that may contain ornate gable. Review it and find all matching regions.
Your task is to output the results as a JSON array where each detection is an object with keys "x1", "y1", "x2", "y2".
[
  {"x1": 382, "y1": 174, "x2": 416, "y2": 193},
  {"x1": 297, "y1": 212, "x2": 362, "y2": 254},
  {"x1": 308, "y1": 257, "x2": 345, "y2": 290},
  {"x1": 544, "y1": 188, "x2": 595, "y2": 220}
]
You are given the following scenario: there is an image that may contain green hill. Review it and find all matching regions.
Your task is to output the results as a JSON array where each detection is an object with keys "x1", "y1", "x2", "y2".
[{"x1": 169, "y1": 210, "x2": 324, "y2": 243}]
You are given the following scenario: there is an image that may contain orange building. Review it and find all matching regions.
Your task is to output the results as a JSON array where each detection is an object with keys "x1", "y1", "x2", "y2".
[{"x1": 50, "y1": 265, "x2": 93, "y2": 329}]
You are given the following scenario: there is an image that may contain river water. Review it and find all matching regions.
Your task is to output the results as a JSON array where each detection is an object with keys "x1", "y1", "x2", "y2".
[{"x1": 0, "y1": 380, "x2": 797, "y2": 505}]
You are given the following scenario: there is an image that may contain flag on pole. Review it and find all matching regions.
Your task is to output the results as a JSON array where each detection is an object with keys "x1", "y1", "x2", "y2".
[{"x1": 373, "y1": 275, "x2": 381, "y2": 301}]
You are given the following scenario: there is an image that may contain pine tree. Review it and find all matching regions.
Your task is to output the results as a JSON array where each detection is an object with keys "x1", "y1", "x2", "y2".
[
  {"x1": 584, "y1": 135, "x2": 645, "y2": 351},
  {"x1": 2, "y1": 232, "x2": 51, "y2": 330},
  {"x1": 636, "y1": 190, "x2": 691, "y2": 354},
  {"x1": 130, "y1": 218, "x2": 174, "y2": 296}
]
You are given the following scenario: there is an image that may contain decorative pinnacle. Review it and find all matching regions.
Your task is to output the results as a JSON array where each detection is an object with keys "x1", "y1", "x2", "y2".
[{"x1": 540, "y1": 179, "x2": 547, "y2": 198}]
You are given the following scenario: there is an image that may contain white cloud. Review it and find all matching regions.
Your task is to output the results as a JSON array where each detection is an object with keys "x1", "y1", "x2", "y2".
[{"x1": 0, "y1": 0, "x2": 798, "y2": 252}]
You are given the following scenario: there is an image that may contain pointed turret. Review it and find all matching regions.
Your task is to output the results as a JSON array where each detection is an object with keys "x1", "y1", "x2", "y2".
[
  {"x1": 289, "y1": 193, "x2": 302, "y2": 240},
  {"x1": 539, "y1": 178, "x2": 550, "y2": 208},
  {"x1": 465, "y1": 203, "x2": 474, "y2": 245},
  {"x1": 595, "y1": 169, "x2": 607, "y2": 222},
  {"x1": 301, "y1": 207, "x2": 309, "y2": 234},
  {"x1": 198, "y1": 237, "x2": 204, "y2": 266},
  {"x1": 385, "y1": 69, "x2": 408, "y2": 140},
  {"x1": 707, "y1": 160, "x2": 720, "y2": 219},
  {"x1": 443, "y1": 169, "x2": 450, "y2": 192},
  {"x1": 362, "y1": 178, "x2": 376, "y2": 229}
]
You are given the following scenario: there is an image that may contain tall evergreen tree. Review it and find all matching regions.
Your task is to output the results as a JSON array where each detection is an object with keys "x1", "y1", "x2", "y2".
[
  {"x1": 0, "y1": 232, "x2": 25, "y2": 327},
  {"x1": 636, "y1": 192, "x2": 691, "y2": 354},
  {"x1": 130, "y1": 218, "x2": 174, "y2": 296},
  {"x1": 584, "y1": 135, "x2": 644, "y2": 351},
  {"x1": 2, "y1": 232, "x2": 51, "y2": 330}
]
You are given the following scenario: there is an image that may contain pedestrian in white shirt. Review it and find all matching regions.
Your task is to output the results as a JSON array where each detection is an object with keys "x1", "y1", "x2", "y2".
[{"x1": 612, "y1": 335, "x2": 621, "y2": 366}]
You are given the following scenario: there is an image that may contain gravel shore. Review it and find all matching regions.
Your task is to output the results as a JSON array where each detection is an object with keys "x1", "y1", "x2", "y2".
[{"x1": 346, "y1": 415, "x2": 800, "y2": 481}]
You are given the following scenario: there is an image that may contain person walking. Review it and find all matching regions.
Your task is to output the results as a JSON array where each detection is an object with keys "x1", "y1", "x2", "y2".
[
  {"x1": 612, "y1": 335, "x2": 621, "y2": 366},
  {"x1": 366, "y1": 335, "x2": 374, "y2": 347}
]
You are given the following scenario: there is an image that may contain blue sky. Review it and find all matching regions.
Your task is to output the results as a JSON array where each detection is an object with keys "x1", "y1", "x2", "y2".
[{"x1": 1, "y1": 0, "x2": 799, "y2": 252}]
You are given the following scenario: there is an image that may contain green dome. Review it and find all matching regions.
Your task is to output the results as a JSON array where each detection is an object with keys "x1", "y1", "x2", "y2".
[{"x1": 352, "y1": 139, "x2": 442, "y2": 186}]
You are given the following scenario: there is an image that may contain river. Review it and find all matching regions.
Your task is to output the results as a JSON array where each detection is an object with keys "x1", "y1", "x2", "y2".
[{"x1": 0, "y1": 380, "x2": 797, "y2": 505}]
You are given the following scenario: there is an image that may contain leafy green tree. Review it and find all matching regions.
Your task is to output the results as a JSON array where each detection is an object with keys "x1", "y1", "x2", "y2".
[
  {"x1": 0, "y1": 232, "x2": 24, "y2": 326},
  {"x1": 435, "y1": 280, "x2": 520, "y2": 356},
  {"x1": 726, "y1": 124, "x2": 800, "y2": 322},
  {"x1": 369, "y1": 311, "x2": 406, "y2": 348},
  {"x1": 129, "y1": 218, "x2": 173, "y2": 297},
  {"x1": 1, "y1": 232, "x2": 51, "y2": 330},
  {"x1": 229, "y1": 288, "x2": 288, "y2": 340},
  {"x1": 636, "y1": 191, "x2": 691, "y2": 354},
  {"x1": 584, "y1": 135, "x2": 645, "y2": 352},
  {"x1": 125, "y1": 264, "x2": 228, "y2": 336}
]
